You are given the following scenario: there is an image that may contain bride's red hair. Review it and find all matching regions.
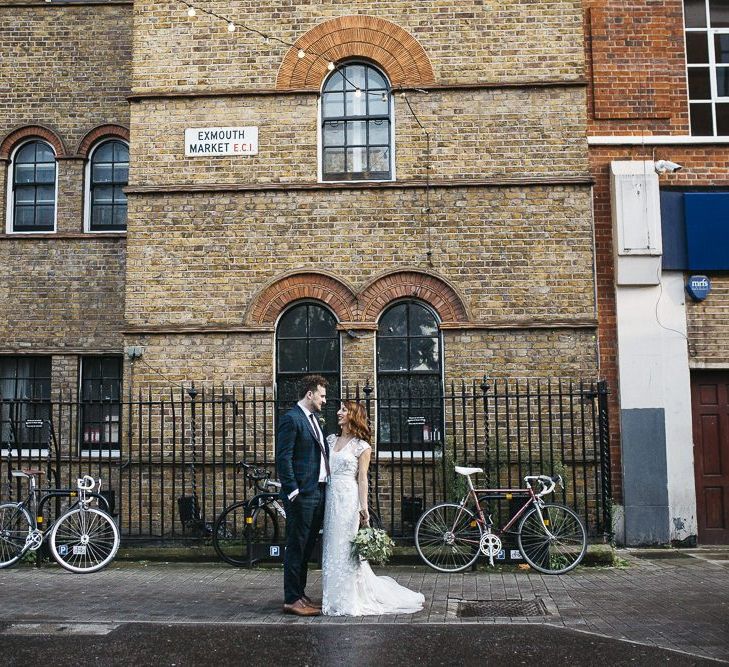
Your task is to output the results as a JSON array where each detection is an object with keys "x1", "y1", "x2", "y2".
[{"x1": 343, "y1": 400, "x2": 371, "y2": 443}]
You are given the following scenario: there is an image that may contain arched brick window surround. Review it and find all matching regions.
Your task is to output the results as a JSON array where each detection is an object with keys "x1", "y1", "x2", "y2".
[
  {"x1": 360, "y1": 271, "x2": 469, "y2": 325},
  {"x1": 248, "y1": 270, "x2": 469, "y2": 327},
  {"x1": 276, "y1": 15, "x2": 436, "y2": 90},
  {"x1": 0, "y1": 125, "x2": 65, "y2": 159},
  {"x1": 76, "y1": 125, "x2": 130, "y2": 158},
  {"x1": 248, "y1": 272, "x2": 357, "y2": 325}
]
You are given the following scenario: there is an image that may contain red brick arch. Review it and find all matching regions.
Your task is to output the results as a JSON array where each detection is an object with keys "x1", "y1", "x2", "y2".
[
  {"x1": 0, "y1": 125, "x2": 66, "y2": 159},
  {"x1": 248, "y1": 272, "x2": 358, "y2": 325},
  {"x1": 359, "y1": 271, "x2": 469, "y2": 325},
  {"x1": 276, "y1": 15, "x2": 436, "y2": 90},
  {"x1": 76, "y1": 124, "x2": 130, "y2": 158}
]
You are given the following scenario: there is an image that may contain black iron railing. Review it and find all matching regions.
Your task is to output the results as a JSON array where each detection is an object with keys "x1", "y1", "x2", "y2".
[{"x1": 1, "y1": 378, "x2": 611, "y2": 544}]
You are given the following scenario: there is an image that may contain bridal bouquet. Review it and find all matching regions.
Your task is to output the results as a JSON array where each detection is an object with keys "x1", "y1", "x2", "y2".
[{"x1": 351, "y1": 526, "x2": 395, "y2": 566}]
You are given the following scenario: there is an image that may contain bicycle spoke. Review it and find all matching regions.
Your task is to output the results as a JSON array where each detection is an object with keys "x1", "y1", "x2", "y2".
[
  {"x1": 517, "y1": 504, "x2": 586, "y2": 574},
  {"x1": 416, "y1": 503, "x2": 482, "y2": 573}
]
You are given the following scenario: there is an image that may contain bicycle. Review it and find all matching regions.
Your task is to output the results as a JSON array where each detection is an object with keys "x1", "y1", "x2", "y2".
[
  {"x1": 0, "y1": 470, "x2": 120, "y2": 573},
  {"x1": 414, "y1": 466, "x2": 587, "y2": 574},
  {"x1": 213, "y1": 461, "x2": 383, "y2": 567}
]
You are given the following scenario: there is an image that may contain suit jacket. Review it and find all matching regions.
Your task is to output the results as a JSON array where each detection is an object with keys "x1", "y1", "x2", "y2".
[{"x1": 276, "y1": 405, "x2": 329, "y2": 498}]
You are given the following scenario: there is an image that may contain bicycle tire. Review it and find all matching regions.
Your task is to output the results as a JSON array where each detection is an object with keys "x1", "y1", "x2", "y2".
[
  {"x1": 213, "y1": 502, "x2": 280, "y2": 567},
  {"x1": 0, "y1": 503, "x2": 32, "y2": 569},
  {"x1": 415, "y1": 502, "x2": 483, "y2": 573},
  {"x1": 49, "y1": 507, "x2": 120, "y2": 573},
  {"x1": 517, "y1": 503, "x2": 587, "y2": 574}
]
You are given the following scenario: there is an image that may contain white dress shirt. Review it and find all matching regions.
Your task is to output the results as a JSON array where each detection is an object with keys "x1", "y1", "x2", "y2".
[{"x1": 288, "y1": 400, "x2": 328, "y2": 500}]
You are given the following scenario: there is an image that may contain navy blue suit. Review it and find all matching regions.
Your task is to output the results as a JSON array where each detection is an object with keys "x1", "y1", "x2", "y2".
[{"x1": 276, "y1": 405, "x2": 329, "y2": 604}]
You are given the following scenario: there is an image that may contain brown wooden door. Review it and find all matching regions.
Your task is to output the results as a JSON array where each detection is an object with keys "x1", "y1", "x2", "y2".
[{"x1": 691, "y1": 371, "x2": 729, "y2": 544}]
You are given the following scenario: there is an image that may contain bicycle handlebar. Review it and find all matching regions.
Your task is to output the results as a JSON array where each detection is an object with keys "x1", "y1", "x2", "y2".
[
  {"x1": 76, "y1": 475, "x2": 96, "y2": 491},
  {"x1": 524, "y1": 474, "x2": 562, "y2": 497}
]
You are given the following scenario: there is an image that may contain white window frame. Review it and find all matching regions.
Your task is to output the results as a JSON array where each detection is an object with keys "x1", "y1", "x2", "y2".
[
  {"x1": 5, "y1": 139, "x2": 58, "y2": 234},
  {"x1": 83, "y1": 138, "x2": 129, "y2": 234},
  {"x1": 684, "y1": 0, "x2": 729, "y2": 135},
  {"x1": 317, "y1": 62, "x2": 397, "y2": 184}
]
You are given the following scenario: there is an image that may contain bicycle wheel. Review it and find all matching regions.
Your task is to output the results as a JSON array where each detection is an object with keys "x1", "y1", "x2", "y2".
[
  {"x1": 49, "y1": 507, "x2": 120, "y2": 573},
  {"x1": 517, "y1": 503, "x2": 587, "y2": 574},
  {"x1": 415, "y1": 503, "x2": 483, "y2": 573},
  {"x1": 213, "y1": 502, "x2": 280, "y2": 567},
  {"x1": 0, "y1": 503, "x2": 32, "y2": 568}
]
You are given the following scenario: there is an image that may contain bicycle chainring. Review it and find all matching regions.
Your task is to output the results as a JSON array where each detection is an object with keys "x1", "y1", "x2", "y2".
[
  {"x1": 479, "y1": 532, "x2": 502, "y2": 557},
  {"x1": 26, "y1": 529, "x2": 43, "y2": 551}
]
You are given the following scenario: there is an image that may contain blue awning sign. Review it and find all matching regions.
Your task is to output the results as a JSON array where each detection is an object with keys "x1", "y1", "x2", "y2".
[{"x1": 686, "y1": 275, "x2": 711, "y2": 301}]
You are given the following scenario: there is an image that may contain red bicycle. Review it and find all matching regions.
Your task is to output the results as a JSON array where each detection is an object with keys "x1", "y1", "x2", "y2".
[{"x1": 415, "y1": 467, "x2": 587, "y2": 574}]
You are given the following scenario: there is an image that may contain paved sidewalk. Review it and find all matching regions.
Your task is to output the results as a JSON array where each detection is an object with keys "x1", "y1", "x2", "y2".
[{"x1": 1, "y1": 549, "x2": 727, "y2": 662}]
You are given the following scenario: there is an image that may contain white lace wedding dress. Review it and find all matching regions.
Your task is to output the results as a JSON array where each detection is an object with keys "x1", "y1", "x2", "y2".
[{"x1": 321, "y1": 435, "x2": 425, "y2": 616}]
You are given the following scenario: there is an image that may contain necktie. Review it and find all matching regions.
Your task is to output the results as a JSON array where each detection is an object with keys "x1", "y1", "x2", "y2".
[{"x1": 309, "y1": 413, "x2": 331, "y2": 477}]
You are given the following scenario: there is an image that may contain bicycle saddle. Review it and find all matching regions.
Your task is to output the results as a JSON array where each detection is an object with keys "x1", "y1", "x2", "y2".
[
  {"x1": 454, "y1": 466, "x2": 483, "y2": 476},
  {"x1": 10, "y1": 469, "x2": 45, "y2": 478}
]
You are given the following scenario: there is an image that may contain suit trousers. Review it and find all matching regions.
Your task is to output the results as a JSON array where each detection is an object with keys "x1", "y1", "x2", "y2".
[{"x1": 283, "y1": 485, "x2": 325, "y2": 604}]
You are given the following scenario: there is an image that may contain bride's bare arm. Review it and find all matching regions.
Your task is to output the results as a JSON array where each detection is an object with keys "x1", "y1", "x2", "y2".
[{"x1": 357, "y1": 446, "x2": 372, "y2": 525}]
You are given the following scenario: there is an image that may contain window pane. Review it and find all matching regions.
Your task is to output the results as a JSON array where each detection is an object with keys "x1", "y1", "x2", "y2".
[
  {"x1": 684, "y1": 0, "x2": 707, "y2": 27},
  {"x1": 14, "y1": 164, "x2": 35, "y2": 184},
  {"x1": 687, "y1": 32, "x2": 710, "y2": 63},
  {"x1": 710, "y1": 0, "x2": 729, "y2": 27},
  {"x1": 345, "y1": 64, "x2": 366, "y2": 90},
  {"x1": 323, "y1": 121, "x2": 345, "y2": 146},
  {"x1": 345, "y1": 91, "x2": 367, "y2": 116},
  {"x1": 14, "y1": 185, "x2": 35, "y2": 203},
  {"x1": 369, "y1": 147, "x2": 389, "y2": 173},
  {"x1": 36, "y1": 163, "x2": 55, "y2": 184},
  {"x1": 94, "y1": 142, "x2": 114, "y2": 162},
  {"x1": 35, "y1": 205, "x2": 54, "y2": 227},
  {"x1": 714, "y1": 33, "x2": 729, "y2": 63},
  {"x1": 346, "y1": 146, "x2": 367, "y2": 173},
  {"x1": 15, "y1": 143, "x2": 36, "y2": 163},
  {"x1": 115, "y1": 205, "x2": 128, "y2": 229},
  {"x1": 323, "y1": 71, "x2": 344, "y2": 92},
  {"x1": 369, "y1": 120, "x2": 389, "y2": 144},
  {"x1": 348, "y1": 120, "x2": 367, "y2": 145},
  {"x1": 378, "y1": 339, "x2": 408, "y2": 371},
  {"x1": 409, "y1": 303, "x2": 438, "y2": 335},
  {"x1": 323, "y1": 148, "x2": 345, "y2": 175},
  {"x1": 113, "y1": 164, "x2": 129, "y2": 183},
  {"x1": 14, "y1": 205, "x2": 35, "y2": 227},
  {"x1": 92, "y1": 205, "x2": 113, "y2": 228},
  {"x1": 309, "y1": 339, "x2": 339, "y2": 372},
  {"x1": 114, "y1": 185, "x2": 127, "y2": 203},
  {"x1": 368, "y1": 93, "x2": 389, "y2": 116},
  {"x1": 36, "y1": 143, "x2": 54, "y2": 162},
  {"x1": 278, "y1": 305, "x2": 308, "y2": 337},
  {"x1": 717, "y1": 67, "x2": 729, "y2": 96},
  {"x1": 409, "y1": 338, "x2": 439, "y2": 371},
  {"x1": 36, "y1": 185, "x2": 55, "y2": 204},
  {"x1": 367, "y1": 68, "x2": 387, "y2": 90},
  {"x1": 93, "y1": 164, "x2": 113, "y2": 183},
  {"x1": 94, "y1": 185, "x2": 114, "y2": 204},
  {"x1": 690, "y1": 102, "x2": 714, "y2": 134},
  {"x1": 688, "y1": 67, "x2": 712, "y2": 98},
  {"x1": 380, "y1": 304, "x2": 407, "y2": 336},
  {"x1": 322, "y1": 92, "x2": 344, "y2": 117},
  {"x1": 308, "y1": 305, "x2": 336, "y2": 337},
  {"x1": 278, "y1": 339, "x2": 307, "y2": 372},
  {"x1": 113, "y1": 141, "x2": 129, "y2": 162},
  {"x1": 716, "y1": 102, "x2": 729, "y2": 133}
]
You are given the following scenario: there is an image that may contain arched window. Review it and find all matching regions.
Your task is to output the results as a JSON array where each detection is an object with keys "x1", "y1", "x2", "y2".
[
  {"x1": 86, "y1": 140, "x2": 129, "y2": 231},
  {"x1": 276, "y1": 302, "x2": 341, "y2": 431},
  {"x1": 320, "y1": 62, "x2": 393, "y2": 181},
  {"x1": 9, "y1": 140, "x2": 56, "y2": 232},
  {"x1": 376, "y1": 300, "x2": 443, "y2": 451}
]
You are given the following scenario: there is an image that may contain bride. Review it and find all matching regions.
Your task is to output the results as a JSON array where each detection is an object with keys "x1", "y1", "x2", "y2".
[{"x1": 321, "y1": 400, "x2": 424, "y2": 616}]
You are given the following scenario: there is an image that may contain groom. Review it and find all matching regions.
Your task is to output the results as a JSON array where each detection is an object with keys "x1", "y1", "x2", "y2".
[{"x1": 276, "y1": 374, "x2": 330, "y2": 616}]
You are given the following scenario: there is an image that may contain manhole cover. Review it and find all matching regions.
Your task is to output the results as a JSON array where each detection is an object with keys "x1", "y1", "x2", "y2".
[
  {"x1": 457, "y1": 599, "x2": 547, "y2": 618},
  {"x1": 632, "y1": 550, "x2": 692, "y2": 560}
]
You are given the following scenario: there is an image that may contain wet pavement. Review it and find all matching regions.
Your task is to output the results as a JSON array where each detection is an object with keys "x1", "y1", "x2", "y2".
[{"x1": 1, "y1": 548, "x2": 727, "y2": 664}]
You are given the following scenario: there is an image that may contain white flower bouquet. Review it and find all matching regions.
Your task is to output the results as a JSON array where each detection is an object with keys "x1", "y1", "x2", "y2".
[{"x1": 351, "y1": 526, "x2": 395, "y2": 566}]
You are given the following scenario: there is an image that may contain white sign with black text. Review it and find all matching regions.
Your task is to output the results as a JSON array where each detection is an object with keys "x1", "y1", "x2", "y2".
[{"x1": 184, "y1": 127, "x2": 258, "y2": 157}]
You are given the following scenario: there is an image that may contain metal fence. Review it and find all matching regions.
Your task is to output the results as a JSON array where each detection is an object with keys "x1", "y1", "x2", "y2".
[{"x1": 1, "y1": 377, "x2": 611, "y2": 544}]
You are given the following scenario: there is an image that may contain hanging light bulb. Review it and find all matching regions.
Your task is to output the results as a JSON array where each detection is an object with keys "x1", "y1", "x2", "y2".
[
  {"x1": 228, "y1": 22, "x2": 236, "y2": 32},
  {"x1": 381, "y1": 92, "x2": 387, "y2": 102},
  {"x1": 187, "y1": 6, "x2": 196, "y2": 17},
  {"x1": 297, "y1": 49, "x2": 306, "y2": 59},
  {"x1": 327, "y1": 61, "x2": 336, "y2": 71},
  {"x1": 354, "y1": 88, "x2": 363, "y2": 98}
]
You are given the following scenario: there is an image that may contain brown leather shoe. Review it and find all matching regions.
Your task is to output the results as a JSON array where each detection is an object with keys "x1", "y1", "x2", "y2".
[
  {"x1": 283, "y1": 599, "x2": 321, "y2": 616},
  {"x1": 302, "y1": 595, "x2": 321, "y2": 610}
]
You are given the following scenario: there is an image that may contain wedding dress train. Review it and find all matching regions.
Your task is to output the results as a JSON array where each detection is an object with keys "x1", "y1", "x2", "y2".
[{"x1": 321, "y1": 435, "x2": 425, "y2": 616}]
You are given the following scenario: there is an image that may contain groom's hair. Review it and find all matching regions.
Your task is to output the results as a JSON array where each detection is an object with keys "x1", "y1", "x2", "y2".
[{"x1": 298, "y1": 374, "x2": 328, "y2": 399}]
